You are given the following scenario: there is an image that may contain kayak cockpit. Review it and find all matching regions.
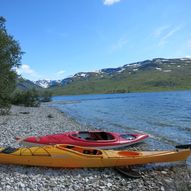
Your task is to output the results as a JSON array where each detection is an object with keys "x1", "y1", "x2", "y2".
[
  {"x1": 70, "y1": 131, "x2": 116, "y2": 141},
  {"x1": 0, "y1": 147, "x2": 18, "y2": 154},
  {"x1": 56, "y1": 144, "x2": 103, "y2": 155}
]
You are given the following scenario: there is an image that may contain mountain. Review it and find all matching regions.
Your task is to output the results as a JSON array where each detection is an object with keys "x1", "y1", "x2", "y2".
[
  {"x1": 17, "y1": 77, "x2": 42, "y2": 90},
  {"x1": 33, "y1": 58, "x2": 191, "y2": 95},
  {"x1": 35, "y1": 80, "x2": 51, "y2": 88}
]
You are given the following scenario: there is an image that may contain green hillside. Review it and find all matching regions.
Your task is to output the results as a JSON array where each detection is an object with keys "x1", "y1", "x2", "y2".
[
  {"x1": 49, "y1": 58, "x2": 191, "y2": 95},
  {"x1": 17, "y1": 77, "x2": 42, "y2": 90}
]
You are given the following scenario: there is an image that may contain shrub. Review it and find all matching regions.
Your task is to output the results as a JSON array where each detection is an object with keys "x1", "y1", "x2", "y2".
[
  {"x1": 11, "y1": 89, "x2": 40, "y2": 107},
  {"x1": 39, "y1": 90, "x2": 52, "y2": 102},
  {"x1": 0, "y1": 96, "x2": 11, "y2": 115}
]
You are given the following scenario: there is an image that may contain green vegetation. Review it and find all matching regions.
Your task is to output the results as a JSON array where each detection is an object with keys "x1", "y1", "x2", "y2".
[
  {"x1": 39, "y1": 90, "x2": 52, "y2": 102},
  {"x1": 0, "y1": 17, "x2": 22, "y2": 114},
  {"x1": 49, "y1": 59, "x2": 191, "y2": 95},
  {"x1": 0, "y1": 16, "x2": 50, "y2": 110},
  {"x1": 17, "y1": 77, "x2": 42, "y2": 90},
  {"x1": 11, "y1": 89, "x2": 52, "y2": 107},
  {"x1": 11, "y1": 89, "x2": 40, "y2": 107}
]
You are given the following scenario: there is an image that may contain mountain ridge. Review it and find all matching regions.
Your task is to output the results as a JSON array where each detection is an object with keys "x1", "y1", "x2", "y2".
[
  {"x1": 18, "y1": 57, "x2": 191, "y2": 95},
  {"x1": 34, "y1": 57, "x2": 191, "y2": 87}
]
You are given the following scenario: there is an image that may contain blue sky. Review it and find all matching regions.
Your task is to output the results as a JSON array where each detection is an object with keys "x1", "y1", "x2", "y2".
[{"x1": 1, "y1": 0, "x2": 191, "y2": 81}]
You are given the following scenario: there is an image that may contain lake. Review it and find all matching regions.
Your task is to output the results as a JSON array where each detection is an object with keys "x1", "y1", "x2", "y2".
[{"x1": 52, "y1": 91, "x2": 191, "y2": 164}]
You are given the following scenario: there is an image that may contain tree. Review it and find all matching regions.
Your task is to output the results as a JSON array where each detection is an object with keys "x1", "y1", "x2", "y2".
[
  {"x1": 11, "y1": 89, "x2": 40, "y2": 107},
  {"x1": 0, "y1": 16, "x2": 22, "y2": 114}
]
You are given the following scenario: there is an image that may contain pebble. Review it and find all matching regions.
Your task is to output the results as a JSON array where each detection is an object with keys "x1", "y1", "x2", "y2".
[
  {"x1": 161, "y1": 170, "x2": 168, "y2": 174},
  {"x1": 107, "y1": 182, "x2": 112, "y2": 187},
  {"x1": 161, "y1": 186, "x2": 165, "y2": 191},
  {"x1": 164, "y1": 178, "x2": 173, "y2": 184},
  {"x1": 0, "y1": 105, "x2": 190, "y2": 191}
]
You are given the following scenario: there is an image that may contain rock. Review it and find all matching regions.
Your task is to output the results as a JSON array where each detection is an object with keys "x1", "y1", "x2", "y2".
[
  {"x1": 164, "y1": 178, "x2": 173, "y2": 184},
  {"x1": 18, "y1": 182, "x2": 25, "y2": 188},
  {"x1": 0, "y1": 105, "x2": 190, "y2": 191},
  {"x1": 6, "y1": 185, "x2": 11, "y2": 189},
  {"x1": 107, "y1": 182, "x2": 112, "y2": 187},
  {"x1": 161, "y1": 186, "x2": 165, "y2": 191}
]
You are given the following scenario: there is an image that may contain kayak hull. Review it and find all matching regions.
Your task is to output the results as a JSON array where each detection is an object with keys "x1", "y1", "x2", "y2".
[
  {"x1": 0, "y1": 144, "x2": 190, "y2": 168},
  {"x1": 17, "y1": 131, "x2": 149, "y2": 149}
]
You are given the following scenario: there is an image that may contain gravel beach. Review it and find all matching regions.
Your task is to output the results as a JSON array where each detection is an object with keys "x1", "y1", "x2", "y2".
[{"x1": 0, "y1": 105, "x2": 191, "y2": 191}]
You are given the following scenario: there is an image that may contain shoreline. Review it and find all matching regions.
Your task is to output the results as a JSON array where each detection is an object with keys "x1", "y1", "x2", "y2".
[{"x1": 0, "y1": 105, "x2": 190, "y2": 190}]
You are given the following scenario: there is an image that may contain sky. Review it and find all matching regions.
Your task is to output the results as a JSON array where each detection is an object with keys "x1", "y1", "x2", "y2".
[{"x1": 1, "y1": 0, "x2": 191, "y2": 81}]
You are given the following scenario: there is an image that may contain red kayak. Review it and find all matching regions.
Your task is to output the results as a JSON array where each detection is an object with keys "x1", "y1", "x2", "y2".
[{"x1": 16, "y1": 131, "x2": 149, "y2": 149}]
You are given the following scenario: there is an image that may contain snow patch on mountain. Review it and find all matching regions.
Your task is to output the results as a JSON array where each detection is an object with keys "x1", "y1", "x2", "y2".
[
  {"x1": 156, "y1": 67, "x2": 162, "y2": 71},
  {"x1": 32, "y1": 58, "x2": 191, "y2": 89},
  {"x1": 117, "y1": 68, "x2": 125, "y2": 73},
  {"x1": 35, "y1": 80, "x2": 51, "y2": 88}
]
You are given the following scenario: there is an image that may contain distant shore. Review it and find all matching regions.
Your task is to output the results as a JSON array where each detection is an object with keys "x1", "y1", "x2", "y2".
[{"x1": 0, "y1": 105, "x2": 190, "y2": 191}]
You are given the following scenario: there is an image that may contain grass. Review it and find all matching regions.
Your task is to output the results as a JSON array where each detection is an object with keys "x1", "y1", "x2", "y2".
[{"x1": 48, "y1": 59, "x2": 191, "y2": 95}]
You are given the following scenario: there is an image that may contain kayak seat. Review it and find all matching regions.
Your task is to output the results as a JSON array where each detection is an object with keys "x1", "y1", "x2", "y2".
[
  {"x1": 1, "y1": 147, "x2": 18, "y2": 154},
  {"x1": 83, "y1": 149, "x2": 101, "y2": 155},
  {"x1": 83, "y1": 150, "x2": 91, "y2": 154},
  {"x1": 92, "y1": 150, "x2": 98, "y2": 155},
  {"x1": 93, "y1": 132, "x2": 115, "y2": 140},
  {"x1": 100, "y1": 132, "x2": 109, "y2": 140},
  {"x1": 66, "y1": 145, "x2": 75, "y2": 149},
  {"x1": 85, "y1": 137, "x2": 97, "y2": 141}
]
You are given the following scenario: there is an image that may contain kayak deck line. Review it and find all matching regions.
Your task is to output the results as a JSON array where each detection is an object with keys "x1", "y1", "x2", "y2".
[{"x1": 0, "y1": 144, "x2": 190, "y2": 168}]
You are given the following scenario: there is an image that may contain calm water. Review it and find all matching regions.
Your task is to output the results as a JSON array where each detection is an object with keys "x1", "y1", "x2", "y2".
[{"x1": 52, "y1": 91, "x2": 191, "y2": 164}]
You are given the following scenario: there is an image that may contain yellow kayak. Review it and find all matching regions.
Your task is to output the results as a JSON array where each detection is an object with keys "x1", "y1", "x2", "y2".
[{"x1": 0, "y1": 144, "x2": 190, "y2": 168}]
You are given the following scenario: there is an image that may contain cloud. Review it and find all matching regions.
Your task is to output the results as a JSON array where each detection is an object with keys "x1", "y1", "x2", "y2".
[
  {"x1": 16, "y1": 64, "x2": 41, "y2": 80},
  {"x1": 16, "y1": 64, "x2": 35, "y2": 75},
  {"x1": 15, "y1": 64, "x2": 66, "y2": 81},
  {"x1": 56, "y1": 70, "x2": 65, "y2": 77},
  {"x1": 154, "y1": 25, "x2": 182, "y2": 47},
  {"x1": 103, "y1": 0, "x2": 121, "y2": 6}
]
